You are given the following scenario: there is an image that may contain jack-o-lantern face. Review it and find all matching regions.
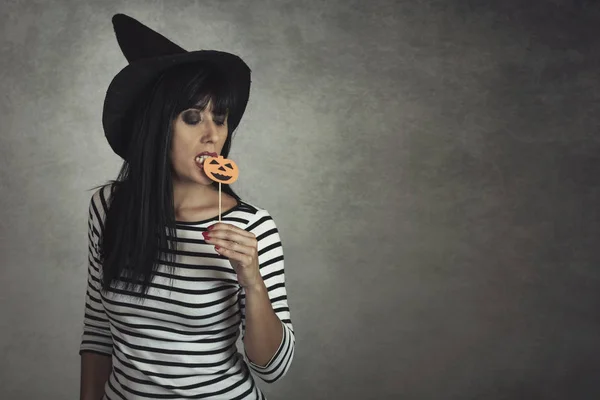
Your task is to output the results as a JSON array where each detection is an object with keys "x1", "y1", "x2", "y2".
[{"x1": 203, "y1": 155, "x2": 239, "y2": 184}]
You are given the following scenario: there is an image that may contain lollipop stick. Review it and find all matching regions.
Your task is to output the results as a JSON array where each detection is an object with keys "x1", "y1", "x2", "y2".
[{"x1": 218, "y1": 182, "x2": 222, "y2": 222}]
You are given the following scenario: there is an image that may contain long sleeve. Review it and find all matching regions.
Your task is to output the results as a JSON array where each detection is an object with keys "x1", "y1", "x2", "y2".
[
  {"x1": 240, "y1": 209, "x2": 295, "y2": 383},
  {"x1": 79, "y1": 186, "x2": 113, "y2": 356}
]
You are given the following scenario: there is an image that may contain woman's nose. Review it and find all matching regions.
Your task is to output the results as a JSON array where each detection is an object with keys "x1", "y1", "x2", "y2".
[{"x1": 202, "y1": 120, "x2": 220, "y2": 142}]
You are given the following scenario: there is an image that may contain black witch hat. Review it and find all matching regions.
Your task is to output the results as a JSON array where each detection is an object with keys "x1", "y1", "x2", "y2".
[{"x1": 102, "y1": 13, "x2": 251, "y2": 160}]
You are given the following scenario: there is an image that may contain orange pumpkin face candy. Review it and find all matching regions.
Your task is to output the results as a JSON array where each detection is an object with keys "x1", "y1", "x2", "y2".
[{"x1": 203, "y1": 155, "x2": 239, "y2": 184}]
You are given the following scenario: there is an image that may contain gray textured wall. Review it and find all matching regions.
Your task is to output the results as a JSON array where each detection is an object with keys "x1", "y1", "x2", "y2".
[{"x1": 1, "y1": 1, "x2": 599, "y2": 399}]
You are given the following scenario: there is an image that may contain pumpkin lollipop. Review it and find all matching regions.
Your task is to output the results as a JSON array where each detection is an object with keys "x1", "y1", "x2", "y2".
[{"x1": 203, "y1": 155, "x2": 239, "y2": 221}]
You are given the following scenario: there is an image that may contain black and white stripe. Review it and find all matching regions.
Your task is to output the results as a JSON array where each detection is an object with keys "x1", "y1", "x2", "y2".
[{"x1": 80, "y1": 184, "x2": 295, "y2": 399}]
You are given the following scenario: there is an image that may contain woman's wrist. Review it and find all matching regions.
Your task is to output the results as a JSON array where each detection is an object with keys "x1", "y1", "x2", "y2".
[{"x1": 243, "y1": 278, "x2": 267, "y2": 294}]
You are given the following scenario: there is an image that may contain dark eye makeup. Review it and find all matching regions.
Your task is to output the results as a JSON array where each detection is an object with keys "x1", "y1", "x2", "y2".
[
  {"x1": 182, "y1": 109, "x2": 201, "y2": 125},
  {"x1": 182, "y1": 109, "x2": 226, "y2": 126}
]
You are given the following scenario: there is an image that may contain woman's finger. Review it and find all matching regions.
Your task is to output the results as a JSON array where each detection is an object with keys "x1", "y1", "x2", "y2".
[
  {"x1": 215, "y1": 245, "x2": 254, "y2": 266},
  {"x1": 208, "y1": 237, "x2": 254, "y2": 256},
  {"x1": 205, "y1": 224, "x2": 256, "y2": 247},
  {"x1": 208, "y1": 223, "x2": 254, "y2": 238}
]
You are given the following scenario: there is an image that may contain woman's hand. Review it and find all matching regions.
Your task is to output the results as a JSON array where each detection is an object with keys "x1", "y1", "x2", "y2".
[{"x1": 203, "y1": 223, "x2": 263, "y2": 289}]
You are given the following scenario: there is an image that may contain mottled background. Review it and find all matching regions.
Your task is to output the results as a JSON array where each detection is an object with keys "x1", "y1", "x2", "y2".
[{"x1": 1, "y1": 0, "x2": 599, "y2": 399}]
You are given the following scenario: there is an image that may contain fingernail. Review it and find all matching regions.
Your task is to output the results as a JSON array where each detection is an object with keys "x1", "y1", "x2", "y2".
[
  {"x1": 207, "y1": 225, "x2": 214, "y2": 231},
  {"x1": 215, "y1": 246, "x2": 220, "y2": 251},
  {"x1": 202, "y1": 232, "x2": 210, "y2": 239}
]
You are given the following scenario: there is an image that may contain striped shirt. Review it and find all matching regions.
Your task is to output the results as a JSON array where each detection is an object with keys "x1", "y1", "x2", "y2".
[{"x1": 80, "y1": 184, "x2": 295, "y2": 399}]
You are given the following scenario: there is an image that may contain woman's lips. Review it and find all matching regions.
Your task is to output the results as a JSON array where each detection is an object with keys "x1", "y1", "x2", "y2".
[{"x1": 195, "y1": 151, "x2": 218, "y2": 158}]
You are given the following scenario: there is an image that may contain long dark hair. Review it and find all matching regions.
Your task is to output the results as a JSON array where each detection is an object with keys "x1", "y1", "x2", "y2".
[{"x1": 92, "y1": 62, "x2": 242, "y2": 297}]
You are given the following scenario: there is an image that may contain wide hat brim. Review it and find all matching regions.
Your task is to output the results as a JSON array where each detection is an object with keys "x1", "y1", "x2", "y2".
[{"x1": 102, "y1": 14, "x2": 251, "y2": 160}]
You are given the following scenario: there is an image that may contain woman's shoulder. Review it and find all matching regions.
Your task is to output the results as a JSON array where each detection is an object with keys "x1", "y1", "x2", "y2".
[
  {"x1": 233, "y1": 199, "x2": 281, "y2": 231},
  {"x1": 89, "y1": 181, "x2": 118, "y2": 205},
  {"x1": 86, "y1": 182, "x2": 116, "y2": 230},
  {"x1": 88, "y1": 181, "x2": 120, "y2": 218},
  {"x1": 235, "y1": 199, "x2": 271, "y2": 218}
]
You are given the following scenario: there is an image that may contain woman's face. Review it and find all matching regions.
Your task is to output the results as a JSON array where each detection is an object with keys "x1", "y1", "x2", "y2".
[{"x1": 170, "y1": 99, "x2": 228, "y2": 186}]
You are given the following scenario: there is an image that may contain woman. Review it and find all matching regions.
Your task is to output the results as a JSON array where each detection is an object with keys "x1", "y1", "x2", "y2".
[{"x1": 80, "y1": 14, "x2": 295, "y2": 400}]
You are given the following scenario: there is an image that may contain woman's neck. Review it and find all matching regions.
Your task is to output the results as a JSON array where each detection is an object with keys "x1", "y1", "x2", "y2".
[{"x1": 172, "y1": 180, "x2": 218, "y2": 212}]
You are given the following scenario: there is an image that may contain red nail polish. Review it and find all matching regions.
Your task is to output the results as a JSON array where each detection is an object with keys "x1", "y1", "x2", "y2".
[
  {"x1": 207, "y1": 225, "x2": 214, "y2": 231},
  {"x1": 215, "y1": 246, "x2": 220, "y2": 251},
  {"x1": 202, "y1": 232, "x2": 209, "y2": 239}
]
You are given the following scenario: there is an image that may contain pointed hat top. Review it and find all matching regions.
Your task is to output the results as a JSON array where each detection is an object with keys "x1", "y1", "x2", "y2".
[{"x1": 112, "y1": 13, "x2": 187, "y2": 63}]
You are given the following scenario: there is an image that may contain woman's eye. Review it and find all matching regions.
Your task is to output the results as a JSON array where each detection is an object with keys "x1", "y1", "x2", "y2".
[{"x1": 182, "y1": 110, "x2": 201, "y2": 125}]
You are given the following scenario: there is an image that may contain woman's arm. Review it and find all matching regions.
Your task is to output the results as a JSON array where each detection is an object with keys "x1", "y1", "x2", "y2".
[
  {"x1": 243, "y1": 280, "x2": 285, "y2": 366},
  {"x1": 240, "y1": 210, "x2": 295, "y2": 383},
  {"x1": 80, "y1": 352, "x2": 112, "y2": 400},
  {"x1": 79, "y1": 187, "x2": 115, "y2": 399}
]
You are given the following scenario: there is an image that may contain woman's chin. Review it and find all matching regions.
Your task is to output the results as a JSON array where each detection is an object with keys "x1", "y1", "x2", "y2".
[
  {"x1": 173, "y1": 166, "x2": 214, "y2": 186},
  {"x1": 194, "y1": 167, "x2": 214, "y2": 185}
]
